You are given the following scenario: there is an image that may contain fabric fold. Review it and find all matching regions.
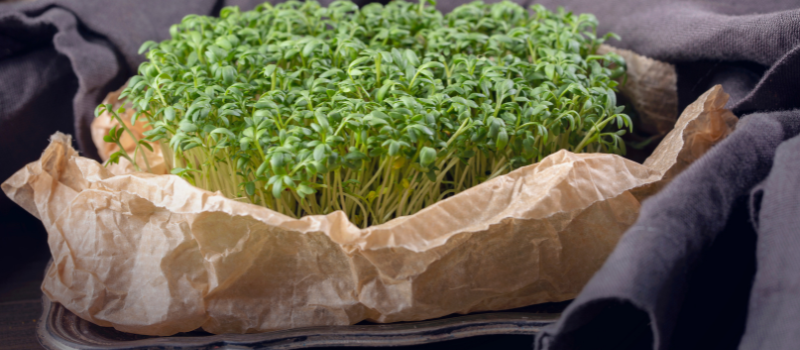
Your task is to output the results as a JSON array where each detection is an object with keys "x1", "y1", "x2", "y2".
[{"x1": 739, "y1": 131, "x2": 800, "y2": 350}]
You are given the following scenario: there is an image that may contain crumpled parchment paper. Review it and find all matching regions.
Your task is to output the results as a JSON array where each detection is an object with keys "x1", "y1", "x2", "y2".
[
  {"x1": 598, "y1": 45, "x2": 679, "y2": 135},
  {"x1": 3, "y1": 55, "x2": 733, "y2": 334}
]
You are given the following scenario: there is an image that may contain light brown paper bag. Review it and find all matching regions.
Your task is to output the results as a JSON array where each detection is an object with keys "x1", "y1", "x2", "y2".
[{"x1": 598, "y1": 45, "x2": 679, "y2": 135}]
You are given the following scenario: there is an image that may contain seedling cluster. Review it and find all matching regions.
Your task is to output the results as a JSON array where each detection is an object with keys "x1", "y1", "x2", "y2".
[{"x1": 99, "y1": 0, "x2": 631, "y2": 227}]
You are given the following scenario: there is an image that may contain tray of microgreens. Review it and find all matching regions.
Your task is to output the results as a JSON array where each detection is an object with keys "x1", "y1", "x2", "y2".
[{"x1": 99, "y1": 0, "x2": 629, "y2": 227}]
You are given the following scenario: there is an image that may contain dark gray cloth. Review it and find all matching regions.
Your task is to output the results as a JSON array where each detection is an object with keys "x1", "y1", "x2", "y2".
[
  {"x1": 740, "y1": 129, "x2": 800, "y2": 349},
  {"x1": 2, "y1": 0, "x2": 800, "y2": 349}
]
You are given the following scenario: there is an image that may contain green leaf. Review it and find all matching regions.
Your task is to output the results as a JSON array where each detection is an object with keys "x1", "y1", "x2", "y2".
[
  {"x1": 272, "y1": 181, "x2": 284, "y2": 199},
  {"x1": 270, "y1": 153, "x2": 286, "y2": 172},
  {"x1": 344, "y1": 149, "x2": 367, "y2": 162},
  {"x1": 108, "y1": 151, "x2": 122, "y2": 164},
  {"x1": 302, "y1": 40, "x2": 320, "y2": 57},
  {"x1": 315, "y1": 110, "x2": 330, "y2": 130},
  {"x1": 488, "y1": 118, "x2": 502, "y2": 138},
  {"x1": 313, "y1": 144, "x2": 327, "y2": 162},
  {"x1": 179, "y1": 122, "x2": 198, "y2": 133},
  {"x1": 94, "y1": 104, "x2": 106, "y2": 117},
  {"x1": 215, "y1": 37, "x2": 232, "y2": 51},
  {"x1": 545, "y1": 64, "x2": 555, "y2": 80},
  {"x1": 404, "y1": 49, "x2": 420, "y2": 67},
  {"x1": 496, "y1": 128, "x2": 509, "y2": 151},
  {"x1": 282, "y1": 175, "x2": 294, "y2": 188},
  {"x1": 164, "y1": 106, "x2": 176, "y2": 121},
  {"x1": 263, "y1": 64, "x2": 277, "y2": 77},
  {"x1": 297, "y1": 183, "x2": 316, "y2": 198},
  {"x1": 138, "y1": 41, "x2": 158, "y2": 55},
  {"x1": 420, "y1": 147, "x2": 436, "y2": 167},
  {"x1": 245, "y1": 182, "x2": 256, "y2": 196},
  {"x1": 138, "y1": 140, "x2": 154, "y2": 152},
  {"x1": 377, "y1": 81, "x2": 394, "y2": 102},
  {"x1": 523, "y1": 136, "x2": 535, "y2": 154},
  {"x1": 388, "y1": 141, "x2": 400, "y2": 156},
  {"x1": 365, "y1": 114, "x2": 389, "y2": 126},
  {"x1": 243, "y1": 127, "x2": 255, "y2": 138},
  {"x1": 320, "y1": 69, "x2": 342, "y2": 79},
  {"x1": 348, "y1": 57, "x2": 370, "y2": 70},
  {"x1": 221, "y1": 66, "x2": 237, "y2": 86},
  {"x1": 211, "y1": 128, "x2": 236, "y2": 140},
  {"x1": 256, "y1": 161, "x2": 269, "y2": 176},
  {"x1": 426, "y1": 170, "x2": 437, "y2": 182}
]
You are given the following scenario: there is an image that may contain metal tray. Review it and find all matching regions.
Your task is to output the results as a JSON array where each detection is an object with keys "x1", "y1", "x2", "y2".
[{"x1": 36, "y1": 292, "x2": 566, "y2": 349}]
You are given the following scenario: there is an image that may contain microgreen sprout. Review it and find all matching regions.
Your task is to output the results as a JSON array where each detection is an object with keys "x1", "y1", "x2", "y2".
[
  {"x1": 106, "y1": 0, "x2": 631, "y2": 227},
  {"x1": 94, "y1": 104, "x2": 153, "y2": 172}
]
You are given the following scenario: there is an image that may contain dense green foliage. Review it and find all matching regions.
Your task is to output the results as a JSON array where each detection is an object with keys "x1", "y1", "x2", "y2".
[{"x1": 100, "y1": 0, "x2": 631, "y2": 227}]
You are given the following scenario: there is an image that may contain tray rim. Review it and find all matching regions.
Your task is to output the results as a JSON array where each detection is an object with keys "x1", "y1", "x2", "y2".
[{"x1": 37, "y1": 292, "x2": 561, "y2": 350}]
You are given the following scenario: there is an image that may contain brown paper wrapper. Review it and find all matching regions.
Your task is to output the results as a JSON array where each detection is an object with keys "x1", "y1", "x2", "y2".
[
  {"x1": 598, "y1": 45, "x2": 679, "y2": 135},
  {"x1": 3, "y1": 58, "x2": 732, "y2": 334}
]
